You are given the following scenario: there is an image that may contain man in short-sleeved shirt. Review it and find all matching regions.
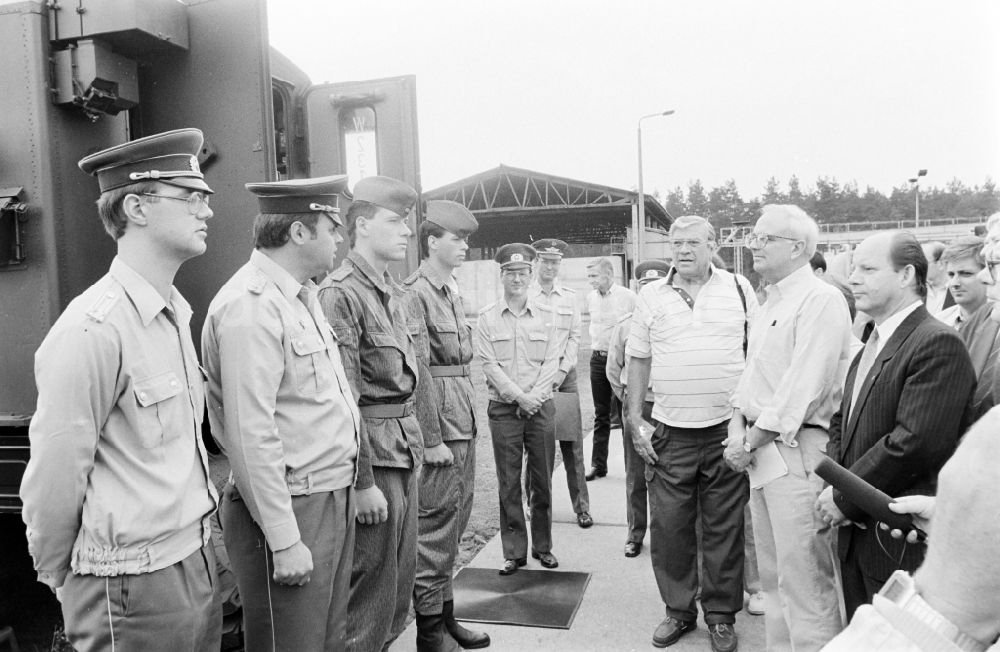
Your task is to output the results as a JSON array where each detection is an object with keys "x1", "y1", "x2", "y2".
[{"x1": 203, "y1": 176, "x2": 359, "y2": 650}]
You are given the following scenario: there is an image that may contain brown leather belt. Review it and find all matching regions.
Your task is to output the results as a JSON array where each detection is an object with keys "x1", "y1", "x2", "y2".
[
  {"x1": 429, "y1": 364, "x2": 470, "y2": 377},
  {"x1": 359, "y1": 402, "x2": 414, "y2": 418}
]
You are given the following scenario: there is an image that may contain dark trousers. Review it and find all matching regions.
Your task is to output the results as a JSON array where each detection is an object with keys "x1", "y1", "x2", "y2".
[
  {"x1": 530, "y1": 369, "x2": 590, "y2": 514},
  {"x1": 621, "y1": 392, "x2": 650, "y2": 544},
  {"x1": 62, "y1": 542, "x2": 220, "y2": 652},
  {"x1": 840, "y1": 542, "x2": 891, "y2": 620},
  {"x1": 347, "y1": 466, "x2": 418, "y2": 652},
  {"x1": 589, "y1": 351, "x2": 620, "y2": 473},
  {"x1": 223, "y1": 486, "x2": 355, "y2": 652},
  {"x1": 414, "y1": 439, "x2": 476, "y2": 614},
  {"x1": 489, "y1": 399, "x2": 556, "y2": 559},
  {"x1": 647, "y1": 420, "x2": 748, "y2": 625}
]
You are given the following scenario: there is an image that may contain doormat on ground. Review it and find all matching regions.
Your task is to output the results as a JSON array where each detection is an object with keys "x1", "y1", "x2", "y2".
[{"x1": 451, "y1": 568, "x2": 591, "y2": 629}]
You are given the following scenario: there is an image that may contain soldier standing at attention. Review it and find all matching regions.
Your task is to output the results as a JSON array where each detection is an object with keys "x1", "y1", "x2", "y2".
[
  {"x1": 528, "y1": 238, "x2": 593, "y2": 529},
  {"x1": 202, "y1": 176, "x2": 360, "y2": 650},
  {"x1": 318, "y1": 176, "x2": 436, "y2": 652},
  {"x1": 404, "y1": 200, "x2": 491, "y2": 652},
  {"x1": 475, "y1": 244, "x2": 561, "y2": 575},
  {"x1": 20, "y1": 129, "x2": 220, "y2": 651}
]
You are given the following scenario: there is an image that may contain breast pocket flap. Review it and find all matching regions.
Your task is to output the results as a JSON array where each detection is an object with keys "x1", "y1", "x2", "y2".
[
  {"x1": 134, "y1": 371, "x2": 183, "y2": 407},
  {"x1": 432, "y1": 321, "x2": 458, "y2": 333},
  {"x1": 291, "y1": 332, "x2": 326, "y2": 356}
]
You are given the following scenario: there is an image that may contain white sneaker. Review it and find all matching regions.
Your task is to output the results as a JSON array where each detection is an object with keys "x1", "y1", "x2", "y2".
[{"x1": 747, "y1": 592, "x2": 765, "y2": 616}]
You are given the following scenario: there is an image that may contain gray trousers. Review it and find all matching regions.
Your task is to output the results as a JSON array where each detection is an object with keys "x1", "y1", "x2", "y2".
[
  {"x1": 489, "y1": 399, "x2": 556, "y2": 559},
  {"x1": 347, "y1": 466, "x2": 418, "y2": 652},
  {"x1": 62, "y1": 541, "x2": 220, "y2": 652},
  {"x1": 621, "y1": 393, "x2": 651, "y2": 544},
  {"x1": 647, "y1": 420, "x2": 748, "y2": 625},
  {"x1": 414, "y1": 439, "x2": 476, "y2": 614},
  {"x1": 222, "y1": 485, "x2": 355, "y2": 652}
]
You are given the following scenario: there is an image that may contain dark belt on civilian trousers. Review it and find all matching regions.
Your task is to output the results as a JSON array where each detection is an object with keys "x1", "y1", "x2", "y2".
[
  {"x1": 429, "y1": 364, "x2": 470, "y2": 377},
  {"x1": 359, "y1": 402, "x2": 414, "y2": 418},
  {"x1": 746, "y1": 419, "x2": 823, "y2": 431}
]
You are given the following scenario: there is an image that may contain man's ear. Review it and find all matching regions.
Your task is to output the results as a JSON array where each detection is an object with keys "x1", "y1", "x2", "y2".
[
  {"x1": 122, "y1": 194, "x2": 148, "y2": 226},
  {"x1": 288, "y1": 221, "x2": 308, "y2": 245}
]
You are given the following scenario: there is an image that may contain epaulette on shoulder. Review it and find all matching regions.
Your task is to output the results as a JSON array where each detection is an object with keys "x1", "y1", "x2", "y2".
[
  {"x1": 85, "y1": 290, "x2": 121, "y2": 323},
  {"x1": 479, "y1": 300, "x2": 500, "y2": 315},
  {"x1": 560, "y1": 285, "x2": 576, "y2": 294},
  {"x1": 247, "y1": 269, "x2": 267, "y2": 295},
  {"x1": 328, "y1": 265, "x2": 353, "y2": 282},
  {"x1": 402, "y1": 269, "x2": 422, "y2": 286}
]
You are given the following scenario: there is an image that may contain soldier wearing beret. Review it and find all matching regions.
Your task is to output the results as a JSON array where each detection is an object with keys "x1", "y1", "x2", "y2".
[
  {"x1": 605, "y1": 259, "x2": 669, "y2": 561},
  {"x1": 527, "y1": 239, "x2": 592, "y2": 529},
  {"x1": 201, "y1": 176, "x2": 360, "y2": 650},
  {"x1": 403, "y1": 201, "x2": 491, "y2": 651},
  {"x1": 317, "y1": 176, "x2": 427, "y2": 652},
  {"x1": 20, "y1": 129, "x2": 220, "y2": 651},
  {"x1": 474, "y1": 244, "x2": 561, "y2": 575}
]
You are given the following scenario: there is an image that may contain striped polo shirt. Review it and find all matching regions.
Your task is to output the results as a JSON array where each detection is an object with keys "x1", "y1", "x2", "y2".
[{"x1": 625, "y1": 266, "x2": 758, "y2": 428}]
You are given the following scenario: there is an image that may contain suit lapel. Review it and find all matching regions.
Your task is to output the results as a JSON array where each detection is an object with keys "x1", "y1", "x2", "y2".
[{"x1": 842, "y1": 307, "x2": 928, "y2": 452}]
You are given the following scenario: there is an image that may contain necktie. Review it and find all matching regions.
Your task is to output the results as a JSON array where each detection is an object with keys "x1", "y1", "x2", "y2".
[{"x1": 849, "y1": 328, "x2": 880, "y2": 421}]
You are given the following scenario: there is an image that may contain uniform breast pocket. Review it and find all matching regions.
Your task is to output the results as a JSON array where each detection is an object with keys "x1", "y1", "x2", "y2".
[
  {"x1": 526, "y1": 330, "x2": 550, "y2": 362},
  {"x1": 291, "y1": 330, "x2": 330, "y2": 395},
  {"x1": 555, "y1": 308, "x2": 574, "y2": 331},
  {"x1": 133, "y1": 371, "x2": 185, "y2": 448},
  {"x1": 489, "y1": 332, "x2": 514, "y2": 361}
]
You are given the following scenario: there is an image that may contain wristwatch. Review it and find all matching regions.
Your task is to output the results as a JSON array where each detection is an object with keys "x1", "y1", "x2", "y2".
[
  {"x1": 876, "y1": 570, "x2": 988, "y2": 652},
  {"x1": 742, "y1": 437, "x2": 756, "y2": 454}
]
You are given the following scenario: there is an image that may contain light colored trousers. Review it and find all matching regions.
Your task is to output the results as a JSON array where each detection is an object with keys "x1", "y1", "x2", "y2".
[{"x1": 750, "y1": 426, "x2": 844, "y2": 652}]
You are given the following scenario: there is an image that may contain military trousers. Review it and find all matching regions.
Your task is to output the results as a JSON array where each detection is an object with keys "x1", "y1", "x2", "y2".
[
  {"x1": 222, "y1": 485, "x2": 355, "y2": 652},
  {"x1": 347, "y1": 466, "x2": 418, "y2": 652},
  {"x1": 414, "y1": 438, "x2": 476, "y2": 614},
  {"x1": 61, "y1": 541, "x2": 220, "y2": 652},
  {"x1": 647, "y1": 420, "x2": 748, "y2": 626},
  {"x1": 489, "y1": 399, "x2": 556, "y2": 560}
]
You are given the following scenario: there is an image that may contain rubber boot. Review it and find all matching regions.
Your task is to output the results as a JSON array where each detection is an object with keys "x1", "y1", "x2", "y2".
[
  {"x1": 443, "y1": 600, "x2": 491, "y2": 649},
  {"x1": 416, "y1": 611, "x2": 460, "y2": 652}
]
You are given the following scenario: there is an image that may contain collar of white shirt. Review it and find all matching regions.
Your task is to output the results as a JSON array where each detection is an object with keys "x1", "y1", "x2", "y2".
[{"x1": 872, "y1": 300, "x2": 923, "y2": 354}]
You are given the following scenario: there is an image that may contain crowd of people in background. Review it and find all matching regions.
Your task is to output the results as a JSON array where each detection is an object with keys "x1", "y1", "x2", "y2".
[{"x1": 15, "y1": 127, "x2": 1000, "y2": 652}]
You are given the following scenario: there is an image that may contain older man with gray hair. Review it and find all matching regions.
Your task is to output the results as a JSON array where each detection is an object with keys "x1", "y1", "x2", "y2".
[
  {"x1": 725, "y1": 205, "x2": 853, "y2": 652},
  {"x1": 627, "y1": 215, "x2": 758, "y2": 651}
]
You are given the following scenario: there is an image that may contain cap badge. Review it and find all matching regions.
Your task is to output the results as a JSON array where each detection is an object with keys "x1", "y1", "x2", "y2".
[
  {"x1": 510, "y1": 253, "x2": 524, "y2": 262},
  {"x1": 309, "y1": 202, "x2": 339, "y2": 213},
  {"x1": 644, "y1": 270, "x2": 660, "y2": 279}
]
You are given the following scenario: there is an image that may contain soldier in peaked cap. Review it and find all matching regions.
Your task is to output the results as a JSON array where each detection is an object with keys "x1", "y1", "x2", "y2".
[
  {"x1": 202, "y1": 176, "x2": 361, "y2": 651},
  {"x1": 20, "y1": 129, "x2": 220, "y2": 651},
  {"x1": 526, "y1": 239, "x2": 593, "y2": 532},
  {"x1": 402, "y1": 201, "x2": 491, "y2": 651},
  {"x1": 475, "y1": 243, "x2": 563, "y2": 575},
  {"x1": 317, "y1": 176, "x2": 428, "y2": 652}
]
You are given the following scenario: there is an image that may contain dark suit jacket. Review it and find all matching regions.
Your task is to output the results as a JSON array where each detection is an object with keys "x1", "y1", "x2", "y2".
[
  {"x1": 959, "y1": 302, "x2": 1000, "y2": 423},
  {"x1": 827, "y1": 305, "x2": 975, "y2": 582}
]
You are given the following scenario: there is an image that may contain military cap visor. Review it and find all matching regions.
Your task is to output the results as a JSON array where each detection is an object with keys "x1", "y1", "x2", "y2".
[
  {"x1": 531, "y1": 238, "x2": 569, "y2": 258},
  {"x1": 635, "y1": 259, "x2": 670, "y2": 281},
  {"x1": 495, "y1": 243, "x2": 537, "y2": 268},
  {"x1": 425, "y1": 200, "x2": 478, "y2": 237},
  {"x1": 246, "y1": 175, "x2": 349, "y2": 225},
  {"x1": 78, "y1": 128, "x2": 213, "y2": 194},
  {"x1": 351, "y1": 175, "x2": 418, "y2": 217}
]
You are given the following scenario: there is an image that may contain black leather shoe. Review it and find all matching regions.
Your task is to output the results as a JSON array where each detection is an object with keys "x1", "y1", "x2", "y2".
[
  {"x1": 624, "y1": 541, "x2": 642, "y2": 557},
  {"x1": 531, "y1": 551, "x2": 559, "y2": 568},
  {"x1": 498, "y1": 558, "x2": 526, "y2": 575},
  {"x1": 585, "y1": 468, "x2": 607, "y2": 481},
  {"x1": 576, "y1": 512, "x2": 593, "y2": 528},
  {"x1": 652, "y1": 617, "x2": 695, "y2": 648},
  {"x1": 708, "y1": 623, "x2": 738, "y2": 652},
  {"x1": 443, "y1": 600, "x2": 490, "y2": 649},
  {"x1": 416, "y1": 611, "x2": 461, "y2": 652}
]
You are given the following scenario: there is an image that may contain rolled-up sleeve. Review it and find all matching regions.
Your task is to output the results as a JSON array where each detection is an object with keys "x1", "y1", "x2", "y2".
[{"x1": 20, "y1": 325, "x2": 117, "y2": 588}]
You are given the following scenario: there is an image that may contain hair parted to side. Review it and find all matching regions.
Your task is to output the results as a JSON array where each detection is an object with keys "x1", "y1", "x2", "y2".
[
  {"x1": 418, "y1": 220, "x2": 448, "y2": 259},
  {"x1": 759, "y1": 204, "x2": 819, "y2": 257},
  {"x1": 941, "y1": 235, "x2": 985, "y2": 269},
  {"x1": 253, "y1": 213, "x2": 320, "y2": 249},
  {"x1": 669, "y1": 215, "x2": 716, "y2": 242},
  {"x1": 95, "y1": 180, "x2": 161, "y2": 240},
  {"x1": 889, "y1": 231, "x2": 929, "y2": 299},
  {"x1": 587, "y1": 257, "x2": 615, "y2": 276},
  {"x1": 344, "y1": 200, "x2": 382, "y2": 248}
]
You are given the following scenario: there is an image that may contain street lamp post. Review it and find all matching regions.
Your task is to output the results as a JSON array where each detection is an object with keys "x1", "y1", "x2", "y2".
[
  {"x1": 636, "y1": 109, "x2": 675, "y2": 270},
  {"x1": 908, "y1": 168, "x2": 927, "y2": 229}
]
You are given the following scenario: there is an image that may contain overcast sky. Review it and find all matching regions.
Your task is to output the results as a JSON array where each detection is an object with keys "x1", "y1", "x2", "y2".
[{"x1": 268, "y1": 1, "x2": 1000, "y2": 200}]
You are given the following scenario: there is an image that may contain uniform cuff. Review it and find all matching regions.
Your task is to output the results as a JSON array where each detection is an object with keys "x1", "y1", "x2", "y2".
[{"x1": 264, "y1": 520, "x2": 301, "y2": 552}]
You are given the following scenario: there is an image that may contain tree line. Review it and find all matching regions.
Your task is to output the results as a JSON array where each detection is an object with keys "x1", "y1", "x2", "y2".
[{"x1": 656, "y1": 176, "x2": 1000, "y2": 232}]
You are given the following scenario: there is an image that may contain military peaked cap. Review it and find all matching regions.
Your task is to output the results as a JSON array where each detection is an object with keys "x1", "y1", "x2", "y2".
[
  {"x1": 78, "y1": 128, "x2": 212, "y2": 194},
  {"x1": 245, "y1": 175, "x2": 349, "y2": 224},
  {"x1": 531, "y1": 238, "x2": 570, "y2": 258},
  {"x1": 494, "y1": 243, "x2": 536, "y2": 269},
  {"x1": 635, "y1": 259, "x2": 670, "y2": 283}
]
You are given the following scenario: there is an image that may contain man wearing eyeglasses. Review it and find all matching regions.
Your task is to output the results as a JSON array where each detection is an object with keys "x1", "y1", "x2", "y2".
[
  {"x1": 20, "y1": 129, "x2": 221, "y2": 651},
  {"x1": 816, "y1": 230, "x2": 974, "y2": 620},
  {"x1": 725, "y1": 205, "x2": 853, "y2": 652},
  {"x1": 626, "y1": 216, "x2": 758, "y2": 652}
]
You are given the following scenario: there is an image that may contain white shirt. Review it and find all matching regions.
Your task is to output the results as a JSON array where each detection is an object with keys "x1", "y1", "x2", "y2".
[
  {"x1": 926, "y1": 284, "x2": 949, "y2": 314},
  {"x1": 873, "y1": 301, "x2": 924, "y2": 353},
  {"x1": 627, "y1": 267, "x2": 759, "y2": 428},
  {"x1": 935, "y1": 305, "x2": 964, "y2": 330},
  {"x1": 732, "y1": 263, "x2": 853, "y2": 443},
  {"x1": 587, "y1": 284, "x2": 637, "y2": 352}
]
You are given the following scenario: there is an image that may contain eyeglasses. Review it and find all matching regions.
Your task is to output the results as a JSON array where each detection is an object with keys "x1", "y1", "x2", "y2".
[
  {"x1": 986, "y1": 260, "x2": 1000, "y2": 282},
  {"x1": 668, "y1": 238, "x2": 707, "y2": 249},
  {"x1": 744, "y1": 233, "x2": 798, "y2": 248},
  {"x1": 141, "y1": 191, "x2": 211, "y2": 214}
]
